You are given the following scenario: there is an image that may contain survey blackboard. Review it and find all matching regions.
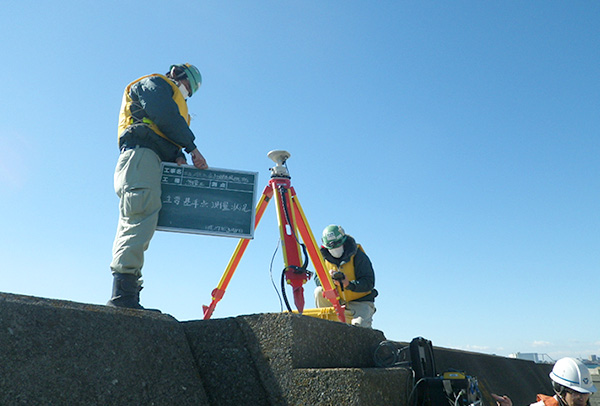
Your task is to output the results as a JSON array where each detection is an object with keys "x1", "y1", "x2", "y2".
[{"x1": 156, "y1": 163, "x2": 259, "y2": 238}]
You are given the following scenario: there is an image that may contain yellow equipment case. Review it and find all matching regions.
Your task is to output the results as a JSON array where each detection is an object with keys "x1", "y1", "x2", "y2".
[{"x1": 293, "y1": 307, "x2": 352, "y2": 323}]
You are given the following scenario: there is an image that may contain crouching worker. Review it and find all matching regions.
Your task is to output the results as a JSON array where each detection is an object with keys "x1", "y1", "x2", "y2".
[
  {"x1": 314, "y1": 225, "x2": 378, "y2": 328},
  {"x1": 492, "y1": 357, "x2": 596, "y2": 406}
]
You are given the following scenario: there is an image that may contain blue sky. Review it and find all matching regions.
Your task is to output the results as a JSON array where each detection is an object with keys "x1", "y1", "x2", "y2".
[{"x1": 1, "y1": 2, "x2": 598, "y2": 361}]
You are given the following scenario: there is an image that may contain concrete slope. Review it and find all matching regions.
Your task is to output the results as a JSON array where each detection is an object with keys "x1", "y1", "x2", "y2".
[{"x1": 435, "y1": 346, "x2": 554, "y2": 405}]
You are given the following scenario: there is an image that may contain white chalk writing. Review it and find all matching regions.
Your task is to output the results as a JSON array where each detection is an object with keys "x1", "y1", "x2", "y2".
[
  {"x1": 204, "y1": 225, "x2": 245, "y2": 234},
  {"x1": 162, "y1": 195, "x2": 251, "y2": 213}
]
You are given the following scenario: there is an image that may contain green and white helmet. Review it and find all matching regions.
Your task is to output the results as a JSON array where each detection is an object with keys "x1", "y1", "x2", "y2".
[
  {"x1": 322, "y1": 225, "x2": 347, "y2": 249},
  {"x1": 170, "y1": 63, "x2": 202, "y2": 96}
]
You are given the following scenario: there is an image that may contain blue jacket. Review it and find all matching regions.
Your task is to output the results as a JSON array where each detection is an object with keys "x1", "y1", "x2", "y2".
[{"x1": 118, "y1": 74, "x2": 197, "y2": 162}]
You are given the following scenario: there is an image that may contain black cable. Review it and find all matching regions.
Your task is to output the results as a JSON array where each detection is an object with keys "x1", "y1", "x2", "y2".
[
  {"x1": 281, "y1": 267, "x2": 293, "y2": 312},
  {"x1": 268, "y1": 238, "x2": 284, "y2": 311},
  {"x1": 273, "y1": 169, "x2": 313, "y2": 312},
  {"x1": 407, "y1": 377, "x2": 426, "y2": 406},
  {"x1": 407, "y1": 368, "x2": 416, "y2": 406},
  {"x1": 373, "y1": 342, "x2": 411, "y2": 368},
  {"x1": 278, "y1": 185, "x2": 311, "y2": 274}
]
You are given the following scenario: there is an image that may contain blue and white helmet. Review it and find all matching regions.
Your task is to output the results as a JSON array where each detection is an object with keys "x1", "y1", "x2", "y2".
[{"x1": 550, "y1": 357, "x2": 597, "y2": 394}]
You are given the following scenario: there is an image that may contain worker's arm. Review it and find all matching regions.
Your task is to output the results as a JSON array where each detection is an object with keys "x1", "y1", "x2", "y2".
[{"x1": 347, "y1": 250, "x2": 375, "y2": 292}]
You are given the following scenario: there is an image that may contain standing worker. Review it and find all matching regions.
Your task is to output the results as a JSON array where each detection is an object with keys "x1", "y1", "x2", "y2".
[
  {"x1": 492, "y1": 357, "x2": 596, "y2": 406},
  {"x1": 314, "y1": 225, "x2": 378, "y2": 328},
  {"x1": 107, "y1": 63, "x2": 208, "y2": 310}
]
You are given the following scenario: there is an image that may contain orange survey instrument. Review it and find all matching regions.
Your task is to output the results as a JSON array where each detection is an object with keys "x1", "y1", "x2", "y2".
[{"x1": 202, "y1": 150, "x2": 346, "y2": 322}]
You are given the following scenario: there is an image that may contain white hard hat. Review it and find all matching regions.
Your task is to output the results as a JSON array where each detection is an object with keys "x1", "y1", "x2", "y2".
[{"x1": 550, "y1": 357, "x2": 597, "y2": 394}]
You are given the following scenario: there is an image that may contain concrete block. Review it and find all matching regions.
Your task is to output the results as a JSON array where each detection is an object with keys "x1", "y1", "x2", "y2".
[
  {"x1": 0, "y1": 292, "x2": 208, "y2": 406},
  {"x1": 290, "y1": 367, "x2": 411, "y2": 406},
  {"x1": 184, "y1": 312, "x2": 391, "y2": 406},
  {"x1": 183, "y1": 317, "x2": 278, "y2": 406},
  {"x1": 236, "y1": 312, "x2": 386, "y2": 368}
]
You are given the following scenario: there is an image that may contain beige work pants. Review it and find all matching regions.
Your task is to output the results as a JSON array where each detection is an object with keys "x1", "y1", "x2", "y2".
[
  {"x1": 314, "y1": 286, "x2": 376, "y2": 328},
  {"x1": 110, "y1": 147, "x2": 162, "y2": 277}
]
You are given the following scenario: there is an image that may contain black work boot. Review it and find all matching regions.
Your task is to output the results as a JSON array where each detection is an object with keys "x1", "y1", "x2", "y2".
[{"x1": 106, "y1": 273, "x2": 144, "y2": 310}]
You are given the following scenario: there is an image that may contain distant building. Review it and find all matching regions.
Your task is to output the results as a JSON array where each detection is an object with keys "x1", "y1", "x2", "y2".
[
  {"x1": 509, "y1": 352, "x2": 554, "y2": 363},
  {"x1": 582, "y1": 356, "x2": 600, "y2": 371}
]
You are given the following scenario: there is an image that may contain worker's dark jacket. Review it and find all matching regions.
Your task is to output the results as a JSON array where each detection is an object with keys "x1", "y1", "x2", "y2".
[
  {"x1": 117, "y1": 74, "x2": 197, "y2": 162},
  {"x1": 317, "y1": 235, "x2": 378, "y2": 303}
]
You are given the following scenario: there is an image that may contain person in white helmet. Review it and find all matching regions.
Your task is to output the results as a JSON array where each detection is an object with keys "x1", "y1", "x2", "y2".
[
  {"x1": 314, "y1": 225, "x2": 378, "y2": 328},
  {"x1": 492, "y1": 357, "x2": 597, "y2": 406},
  {"x1": 107, "y1": 63, "x2": 208, "y2": 310}
]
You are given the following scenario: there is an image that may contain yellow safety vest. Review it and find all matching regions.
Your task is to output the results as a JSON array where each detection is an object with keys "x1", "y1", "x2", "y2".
[
  {"x1": 324, "y1": 244, "x2": 372, "y2": 302},
  {"x1": 117, "y1": 73, "x2": 190, "y2": 148}
]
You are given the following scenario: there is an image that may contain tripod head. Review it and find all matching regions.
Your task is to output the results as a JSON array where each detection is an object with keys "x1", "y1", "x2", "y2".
[{"x1": 267, "y1": 150, "x2": 291, "y2": 178}]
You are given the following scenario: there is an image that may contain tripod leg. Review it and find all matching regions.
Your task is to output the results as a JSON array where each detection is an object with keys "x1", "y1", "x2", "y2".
[
  {"x1": 202, "y1": 185, "x2": 273, "y2": 319},
  {"x1": 290, "y1": 187, "x2": 346, "y2": 323}
]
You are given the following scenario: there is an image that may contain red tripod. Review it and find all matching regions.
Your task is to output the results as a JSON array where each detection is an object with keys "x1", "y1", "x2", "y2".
[{"x1": 202, "y1": 150, "x2": 345, "y2": 322}]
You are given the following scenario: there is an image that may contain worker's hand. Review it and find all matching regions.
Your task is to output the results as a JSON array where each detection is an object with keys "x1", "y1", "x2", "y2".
[
  {"x1": 491, "y1": 394, "x2": 512, "y2": 406},
  {"x1": 190, "y1": 148, "x2": 208, "y2": 170},
  {"x1": 331, "y1": 271, "x2": 350, "y2": 288},
  {"x1": 332, "y1": 279, "x2": 350, "y2": 288},
  {"x1": 176, "y1": 156, "x2": 187, "y2": 166}
]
